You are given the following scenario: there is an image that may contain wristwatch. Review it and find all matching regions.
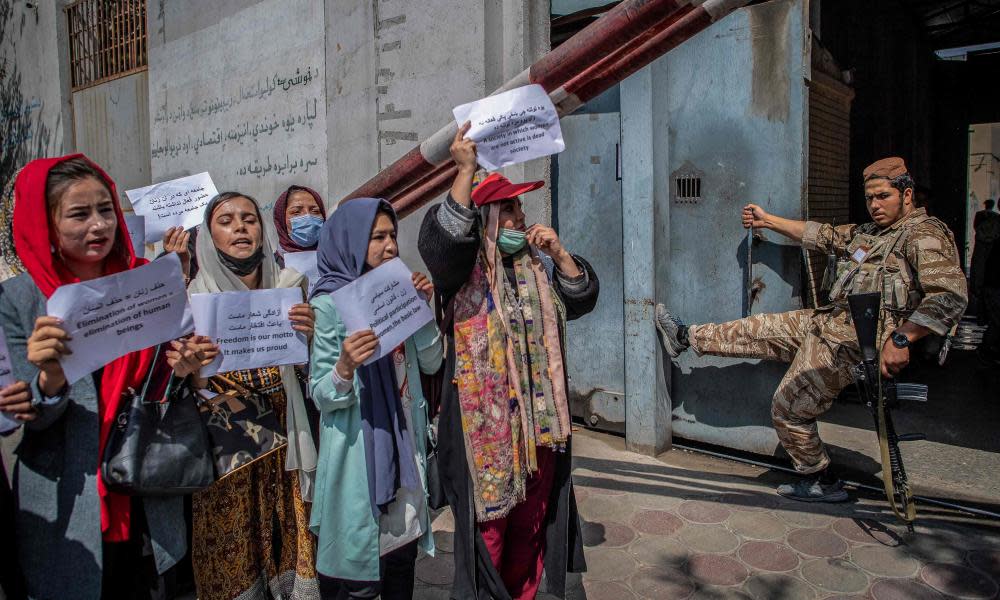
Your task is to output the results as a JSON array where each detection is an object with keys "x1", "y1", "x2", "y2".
[{"x1": 890, "y1": 331, "x2": 910, "y2": 349}]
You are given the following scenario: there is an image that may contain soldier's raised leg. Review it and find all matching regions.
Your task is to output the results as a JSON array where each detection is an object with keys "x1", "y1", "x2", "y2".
[{"x1": 770, "y1": 329, "x2": 859, "y2": 501}]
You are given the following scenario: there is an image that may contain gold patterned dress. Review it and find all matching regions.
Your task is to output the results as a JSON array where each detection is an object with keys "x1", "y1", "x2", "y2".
[{"x1": 192, "y1": 366, "x2": 319, "y2": 600}]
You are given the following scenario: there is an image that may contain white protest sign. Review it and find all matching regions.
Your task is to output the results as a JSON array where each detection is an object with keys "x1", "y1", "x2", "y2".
[
  {"x1": 330, "y1": 258, "x2": 434, "y2": 365},
  {"x1": 126, "y1": 172, "x2": 218, "y2": 242},
  {"x1": 452, "y1": 84, "x2": 565, "y2": 171},
  {"x1": 46, "y1": 254, "x2": 194, "y2": 385},
  {"x1": 0, "y1": 328, "x2": 19, "y2": 433},
  {"x1": 191, "y1": 287, "x2": 308, "y2": 377},
  {"x1": 123, "y1": 214, "x2": 146, "y2": 255},
  {"x1": 284, "y1": 251, "x2": 319, "y2": 297}
]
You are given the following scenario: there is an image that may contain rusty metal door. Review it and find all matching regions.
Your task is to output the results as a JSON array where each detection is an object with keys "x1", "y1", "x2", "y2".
[{"x1": 556, "y1": 112, "x2": 626, "y2": 432}]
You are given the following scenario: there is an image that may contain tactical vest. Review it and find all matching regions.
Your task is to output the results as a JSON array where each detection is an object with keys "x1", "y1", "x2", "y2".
[{"x1": 827, "y1": 212, "x2": 948, "y2": 319}]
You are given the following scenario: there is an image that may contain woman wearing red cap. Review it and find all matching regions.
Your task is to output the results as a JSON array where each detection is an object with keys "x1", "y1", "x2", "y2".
[
  {"x1": 0, "y1": 155, "x2": 204, "y2": 599},
  {"x1": 417, "y1": 124, "x2": 598, "y2": 600}
]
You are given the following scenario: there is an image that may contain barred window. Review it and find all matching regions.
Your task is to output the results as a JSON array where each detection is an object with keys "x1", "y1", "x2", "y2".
[{"x1": 66, "y1": 0, "x2": 147, "y2": 91}]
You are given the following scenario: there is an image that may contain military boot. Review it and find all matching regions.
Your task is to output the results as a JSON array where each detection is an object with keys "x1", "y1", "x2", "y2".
[
  {"x1": 654, "y1": 304, "x2": 690, "y2": 358},
  {"x1": 776, "y1": 477, "x2": 849, "y2": 503}
]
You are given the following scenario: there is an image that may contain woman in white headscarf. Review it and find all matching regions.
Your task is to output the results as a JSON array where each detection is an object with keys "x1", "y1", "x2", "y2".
[{"x1": 177, "y1": 191, "x2": 320, "y2": 600}]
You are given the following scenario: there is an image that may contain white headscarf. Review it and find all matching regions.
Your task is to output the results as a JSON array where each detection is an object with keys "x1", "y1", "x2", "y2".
[{"x1": 189, "y1": 192, "x2": 317, "y2": 501}]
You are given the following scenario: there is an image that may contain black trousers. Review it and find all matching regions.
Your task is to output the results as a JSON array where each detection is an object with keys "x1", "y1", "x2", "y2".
[
  {"x1": 318, "y1": 540, "x2": 418, "y2": 600},
  {"x1": 0, "y1": 459, "x2": 26, "y2": 600},
  {"x1": 100, "y1": 499, "x2": 175, "y2": 600}
]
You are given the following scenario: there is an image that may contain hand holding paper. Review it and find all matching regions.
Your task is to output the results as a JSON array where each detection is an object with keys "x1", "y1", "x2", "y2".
[
  {"x1": 45, "y1": 254, "x2": 195, "y2": 384},
  {"x1": 329, "y1": 258, "x2": 434, "y2": 365},
  {"x1": 190, "y1": 287, "x2": 309, "y2": 377},
  {"x1": 126, "y1": 172, "x2": 218, "y2": 242},
  {"x1": 452, "y1": 84, "x2": 565, "y2": 171}
]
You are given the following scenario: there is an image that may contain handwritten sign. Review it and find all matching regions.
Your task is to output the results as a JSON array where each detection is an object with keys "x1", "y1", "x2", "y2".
[
  {"x1": 330, "y1": 258, "x2": 434, "y2": 365},
  {"x1": 0, "y1": 328, "x2": 18, "y2": 433},
  {"x1": 283, "y1": 251, "x2": 319, "y2": 296},
  {"x1": 190, "y1": 287, "x2": 308, "y2": 377},
  {"x1": 452, "y1": 84, "x2": 565, "y2": 171},
  {"x1": 123, "y1": 214, "x2": 146, "y2": 255},
  {"x1": 125, "y1": 172, "x2": 219, "y2": 242},
  {"x1": 46, "y1": 254, "x2": 194, "y2": 385}
]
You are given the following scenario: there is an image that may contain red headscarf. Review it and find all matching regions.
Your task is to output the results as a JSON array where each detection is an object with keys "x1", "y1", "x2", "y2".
[
  {"x1": 272, "y1": 185, "x2": 327, "y2": 254},
  {"x1": 13, "y1": 154, "x2": 155, "y2": 542}
]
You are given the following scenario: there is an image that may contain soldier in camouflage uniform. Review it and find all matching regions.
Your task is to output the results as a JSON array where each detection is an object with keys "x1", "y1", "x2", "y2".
[{"x1": 655, "y1": 157, "x2": 968, "y2": 502}]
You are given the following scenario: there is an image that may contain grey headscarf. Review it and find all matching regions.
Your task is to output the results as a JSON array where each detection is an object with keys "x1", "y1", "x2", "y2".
[{"x1": 189, "y1": 192, "x2": 317, "y2": 501}]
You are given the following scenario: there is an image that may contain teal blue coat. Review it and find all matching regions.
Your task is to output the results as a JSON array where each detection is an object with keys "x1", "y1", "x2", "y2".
[{"x1": 308, "y1": 294, "x2": 442, "y2": 580}]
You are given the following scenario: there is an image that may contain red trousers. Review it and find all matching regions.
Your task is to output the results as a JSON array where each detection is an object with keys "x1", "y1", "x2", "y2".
[{"x1": 478, "y1": 447, "x2": 556, "y2": 600}]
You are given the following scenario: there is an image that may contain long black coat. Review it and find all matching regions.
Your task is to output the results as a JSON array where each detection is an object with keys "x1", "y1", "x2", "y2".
[{"x1": 418, "y1": 203, "x2": 598, "y2": 600}]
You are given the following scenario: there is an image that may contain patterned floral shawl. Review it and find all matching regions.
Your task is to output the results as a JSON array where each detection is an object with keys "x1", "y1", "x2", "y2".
[{"x1": 452, "y1": 203, "x2": 571, "y2": 521}]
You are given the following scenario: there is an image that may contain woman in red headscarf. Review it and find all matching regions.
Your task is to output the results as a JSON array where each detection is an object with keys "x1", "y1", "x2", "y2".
[{"x1": 0, "y1": 155, "x2": 205, "y2": 600}]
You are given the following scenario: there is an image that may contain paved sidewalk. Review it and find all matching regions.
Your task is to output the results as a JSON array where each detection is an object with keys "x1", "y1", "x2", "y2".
[{"x1": 415, "y1": 429, "x2": 1000, "y2": 599}]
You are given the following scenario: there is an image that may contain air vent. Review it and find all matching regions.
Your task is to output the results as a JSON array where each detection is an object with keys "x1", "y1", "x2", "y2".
[{"x1": 671, "y1": 161, "x2": 704, "y2": 204}]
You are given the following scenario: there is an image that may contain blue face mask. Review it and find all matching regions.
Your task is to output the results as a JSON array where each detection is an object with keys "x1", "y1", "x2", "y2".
[
  {"x1": 496, "y1": 228, "x2": 528, "y2": 255},
  {"x1": 289, "y1": 214, "x2": 323, "y2": 247}
]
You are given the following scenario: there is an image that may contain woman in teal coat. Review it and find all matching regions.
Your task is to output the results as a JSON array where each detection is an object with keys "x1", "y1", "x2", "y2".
[{"x1": 308, "y1": 197, "x2": 441, "y2": 600}]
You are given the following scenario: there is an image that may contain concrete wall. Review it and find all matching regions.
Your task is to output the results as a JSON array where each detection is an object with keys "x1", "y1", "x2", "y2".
[
  {"x1": 147, "y1": 0, "x2": 328, "y2": 234},
  {"x1": 326, "y1": 0, "x2": 551, "y2": 270},
  {"x1": 73, "y1": 71, "x2": 152, "y2": 203},
  {"x1": 0, "y1": 0, "x2": 73, "y2": 189}
]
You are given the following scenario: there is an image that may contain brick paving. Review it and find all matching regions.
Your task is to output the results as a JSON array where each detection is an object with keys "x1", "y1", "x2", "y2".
[{"x1": 415, "y1": 429, "x2": 1000, "y2": 599}]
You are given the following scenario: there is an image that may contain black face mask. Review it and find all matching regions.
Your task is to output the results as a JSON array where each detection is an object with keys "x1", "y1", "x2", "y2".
[{"x1": 217, "y1": 245, "x2": 264, "y2": 277}]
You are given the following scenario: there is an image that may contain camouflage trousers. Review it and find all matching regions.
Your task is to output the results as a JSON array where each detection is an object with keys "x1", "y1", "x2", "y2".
[{"x1": 688, "y1": 309, "x2": 862, "y2": 474}]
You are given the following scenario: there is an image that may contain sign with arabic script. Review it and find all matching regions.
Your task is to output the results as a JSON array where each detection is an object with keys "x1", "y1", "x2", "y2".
[
  {"x1": 329, "y1": 258, "x2": 434, "y2": 365},
  {"x1": 190, "y1": 287, "x2": 308, "y2": 377},
  {"x1": 126, "y1": 172, "x2": 219, "y2": 242},
  {"x1": 46, "y1": 254, "x2": 194, "y2": 384},
  {"x1": 452, "y1": 84, "x2": 565, "y2": 171}
]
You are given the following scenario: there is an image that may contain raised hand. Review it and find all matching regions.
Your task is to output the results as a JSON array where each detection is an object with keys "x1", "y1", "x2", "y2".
[{"x1": 163, "y1": 226, "x2": 192, "y2": 279}]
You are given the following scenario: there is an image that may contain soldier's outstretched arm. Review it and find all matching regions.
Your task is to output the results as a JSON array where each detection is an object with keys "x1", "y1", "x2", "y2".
[{"x1": 743, "y1": 203, "x2": 808, "y2": 243}]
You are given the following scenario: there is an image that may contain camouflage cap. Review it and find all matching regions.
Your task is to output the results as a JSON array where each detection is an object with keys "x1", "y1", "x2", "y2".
[{"x1": 863, "y1": 157, "x2": 908, "y2": 181}]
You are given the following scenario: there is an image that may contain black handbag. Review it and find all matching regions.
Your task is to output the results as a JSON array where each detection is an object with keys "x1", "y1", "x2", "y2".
[
  {"x1": 197, "y1": 374, "x2": 288, "y2": 480},
  {"x1": 102, "y1": 345, "x2": 216, "y2": 496}
]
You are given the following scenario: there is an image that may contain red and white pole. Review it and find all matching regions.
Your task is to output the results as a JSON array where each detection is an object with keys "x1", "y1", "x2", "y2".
[{"x1": 343, "y1": 0, "x2": 749, "y2": 217}]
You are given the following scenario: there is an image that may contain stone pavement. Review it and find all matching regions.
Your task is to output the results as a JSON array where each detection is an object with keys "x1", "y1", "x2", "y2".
[{"x1": 415, "y1": 429, "x2": 1000, "y2": 600}]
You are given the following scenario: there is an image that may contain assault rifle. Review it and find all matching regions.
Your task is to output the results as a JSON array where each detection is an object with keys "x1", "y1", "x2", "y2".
[{"x1": 848, "y1": 292, "x2": 926, "y2": 532}]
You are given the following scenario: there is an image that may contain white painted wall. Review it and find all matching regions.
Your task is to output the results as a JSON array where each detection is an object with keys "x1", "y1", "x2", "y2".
[
  {"x1": 326, "y1": 0, "x2": 551, "y2": 271},
  {"x1": 0, "y1": 0, "x2": 73, "y2": 186},
  {"x1": 147, "y1": 0, "x2": 328, "y2": 239}
]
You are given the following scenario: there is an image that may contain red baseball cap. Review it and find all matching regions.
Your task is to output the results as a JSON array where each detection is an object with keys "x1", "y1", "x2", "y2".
[{"x1": 470, "y1": 172, "x2": 544, "y2": 208}]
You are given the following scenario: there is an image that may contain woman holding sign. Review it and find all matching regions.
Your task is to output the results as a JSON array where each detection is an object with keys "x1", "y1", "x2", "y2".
[
  {"x1": 0, "y1": 155, "x2": 191, "y2": 599},
  {"x1": 416, "y1": 125, "x2": 599, "y2": 600},
  {"x1": 175, "y1": 191, "x2": 320, "y2": 600},
  {"x1": 307, "y1": 198, "x2": 442, "y2": 600}
]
